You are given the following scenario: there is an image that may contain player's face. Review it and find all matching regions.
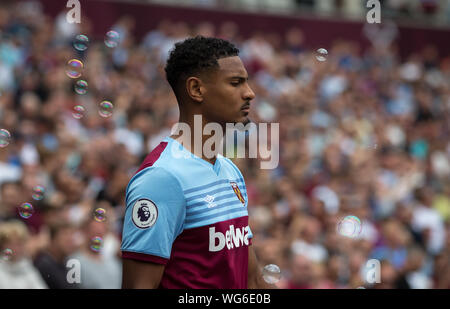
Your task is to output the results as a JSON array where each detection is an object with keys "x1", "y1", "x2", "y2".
[{"x1": 202, "y1": 56, "x2": 255, "y2": 127}]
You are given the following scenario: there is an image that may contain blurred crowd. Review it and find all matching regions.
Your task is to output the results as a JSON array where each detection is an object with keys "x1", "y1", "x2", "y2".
[
  {"x1": 0, "y1": 1, "x2": 449, "y2": 289},
  {"x1": 144, "y1": 0, "x2": 450, "y2": 25}
]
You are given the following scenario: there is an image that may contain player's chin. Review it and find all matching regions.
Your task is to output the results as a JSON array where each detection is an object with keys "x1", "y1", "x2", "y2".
[
  {"x1": 233, "y1": 115, "x2": 250, "y2": 126},
  {"x1": 236, "y1": 111, "x2": 250, "y2": 124}
]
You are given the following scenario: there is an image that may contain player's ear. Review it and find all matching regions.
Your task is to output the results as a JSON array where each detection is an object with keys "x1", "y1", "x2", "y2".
[{"x1": 185, "y1": 77, "x2": 204, "y2": 103}]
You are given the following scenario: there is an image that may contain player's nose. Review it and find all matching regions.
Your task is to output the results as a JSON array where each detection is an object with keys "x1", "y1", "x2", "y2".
[{"x1": 243, "y1": 83, "x2": 255, "y2": 101}]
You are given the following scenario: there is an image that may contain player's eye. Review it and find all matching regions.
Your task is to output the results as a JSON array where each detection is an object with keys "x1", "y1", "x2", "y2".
[{"x1": 230, "y1": 81, "x2": 240, "y2": 87}]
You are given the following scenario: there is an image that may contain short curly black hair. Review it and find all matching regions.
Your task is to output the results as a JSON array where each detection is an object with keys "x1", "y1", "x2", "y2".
[{"x1": 165, "y1": 36, "x2": 239, "y2": 98}]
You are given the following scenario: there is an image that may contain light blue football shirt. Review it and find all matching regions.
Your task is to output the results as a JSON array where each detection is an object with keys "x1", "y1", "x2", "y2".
[{"x1": 121, "y1": 136, "x2": 252, "y2": 262}]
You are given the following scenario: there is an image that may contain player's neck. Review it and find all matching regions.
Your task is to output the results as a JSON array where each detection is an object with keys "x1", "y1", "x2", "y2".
[
  {"x1": 170, "y1": 133, "x2": 219, "y2": 166},
  {"x1": 170, "y1": 114, "x2": 223, "y2": 166}
]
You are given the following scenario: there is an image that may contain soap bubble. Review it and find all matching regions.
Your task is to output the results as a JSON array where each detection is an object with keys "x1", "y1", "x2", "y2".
[
  {"x1": 98, "y1": 101, "x2": 113, "y2": 118},
  {"x1": 90, "y1": 236, "x2": 103, "y2": 252},
  {"x1": 94, "y1": 208, "x2": 106, "y2": 222},
  {"x1": 66, "y1": 59, "x2": 83, "y2": 79},
  {"x1": 74, "y1": 80, "x2": 88, "y2": 95},
  {"x1": 104, "y1": 30, "x2": 120, "y2": 48},
  {"x1": 72, "y1": 105, "x2": 86, "y2": 119},
  {"x1": 1, "y1": 249, "x2": 13, "y2": 261},
  {"x1": 337, "y1": 215, "x2": 362, "y2": 238},
  {"x1": 262, "y1": 264, "x2": 281, "y2": 284},
  {"x1": 32, "y1": 186, "x2": 45, "y2": 201},
  {"x1": 315, "y1": 48, "x2": 328, "y2": 62},
  {"x1": 73, "y1": 34, "x2": 89, "y2": 51},
  {"x1": 0, "y1": 129, "x2": 11, "y2": 148},
  {"x1": 18, "y1": 203, "x2": 34, "y2": 219}
]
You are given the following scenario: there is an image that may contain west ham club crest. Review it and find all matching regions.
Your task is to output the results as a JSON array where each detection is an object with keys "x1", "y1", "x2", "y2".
[{"x1": 230, "y1": 182, "x2": 245, "y2": 205}]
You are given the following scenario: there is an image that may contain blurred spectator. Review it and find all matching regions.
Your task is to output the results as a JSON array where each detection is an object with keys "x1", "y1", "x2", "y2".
[
  {"x1": 371, "y1": 219, "x2": 411, "y2": 270},
  {"x1": 0, "y1": 220, "x2": 48, "y2": 289},
  {"x1": 400, "y1": 246, "x2": 433, "y2": 289},
  {"x1": 285, "y1": 253, "x2": 314, "y2": 289},
  {"x1": 34, "y1": 222, "x2": 80, "y2": 289},
  {"x1": 374, "y1": 260, "x2": 403, "y2": 289},
  {"x1": 284, "y1": 27, "x2": 305, "y2": 56},
  {"x1": 0, "y1": 182, "x2": 22, "y2": 221},
  {"x1": 291, "y1": 216, "x2": 328, "y2": 263},
  {"x1": 433, "y1": 223, "x2": 450, "y2": 288},
  {"x1": 411, "y1": 187, "x2": 445, "y2": 255},
  {"x1": 68, "y1": 214, "x2": 121, "y2": 289}
]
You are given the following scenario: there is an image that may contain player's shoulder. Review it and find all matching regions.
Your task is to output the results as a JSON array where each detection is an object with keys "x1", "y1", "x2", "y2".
[
  {"x1": 129, "y1": 137, "x2": 186, "y2": 185},
  {"x1": 132, "y1": 164, "x2": 179, "y2": 182},
  {"x1": 126, "y1": 165, "x2": 183, "y2": 199}
]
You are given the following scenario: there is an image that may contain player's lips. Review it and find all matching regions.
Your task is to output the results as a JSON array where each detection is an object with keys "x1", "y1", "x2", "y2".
[{"x1": 241, "y1": 104, "x2": 250, "y2": 111}]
